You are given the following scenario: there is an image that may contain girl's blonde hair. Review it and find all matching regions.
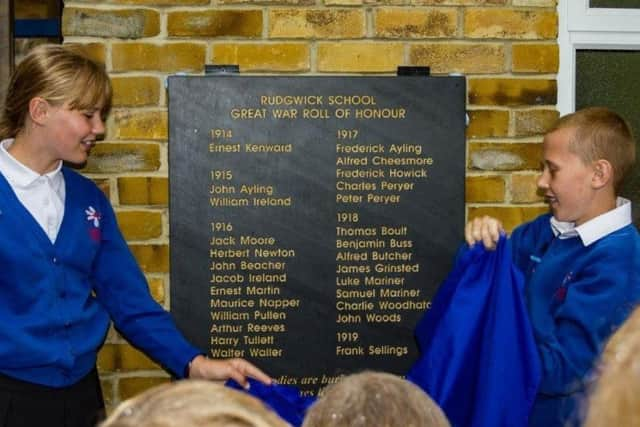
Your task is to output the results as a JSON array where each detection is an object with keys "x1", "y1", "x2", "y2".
[
  {"x1": 0, "y1": 44, "x2": 112, "y2": 139},
  {"x1": 100, "y1": 380, "x2": 289, "y2": 427}
]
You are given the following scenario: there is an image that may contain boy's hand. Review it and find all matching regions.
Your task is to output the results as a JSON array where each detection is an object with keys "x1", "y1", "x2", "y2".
[
  {"x1": 465, "y1": 216, "x2": 504, "y2": 250},
  {"x1": 188, "y1": 355, "x2": 272, "y2": 388}
]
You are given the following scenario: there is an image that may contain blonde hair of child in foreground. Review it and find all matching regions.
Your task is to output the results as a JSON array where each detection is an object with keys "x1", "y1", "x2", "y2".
[
  {"x1": 302, "y1": 371, "x2": 450, "y2": 427},
  {"x1": 100, "y1": 380, "x2": 288, "y2": 427},
  {"x1": 584, "y1": 307, "x2": 640, "y2": 427}
]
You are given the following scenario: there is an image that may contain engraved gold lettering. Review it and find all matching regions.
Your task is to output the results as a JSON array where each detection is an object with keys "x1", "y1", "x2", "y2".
[
  {"x1": 230, "y1": 108, "x2": 266, "y2": 119},
  {"x1": 363, "y1": 276, "x2": 405, "y2": 286},
  {"x1": 210, "y1": 348, "x2": 245, "y2": 357},
  {"x1": 336, "y1": 276, "x2": 360, "y2": 286},
  {"x1": 336, "y1": 346, "x2": 365, "y2": 356},
  {"x1": 247, "y1": 323, "x2": 286, "y2": 333},
  {"x1": 248, "y1": 348, "x2": 283, "y2": 357},
  {"x1": 336, "y1": 313, "x2": 362, "y2": 323},
  {"x1": 246, "y1": 286, "x2": 281, "y2": 296},
  {"x1": 368, "y1": 345, "x2": 408, "y2": 356},
  {"x1": 210, "y1": 325, "x2": 242, "y2": 335},
  {"x1": 365, "y1": 313, "x2": 402, "y2": 322},
  {"x1": 210, "y1": 298, "x2": 254, "y2": 308}
]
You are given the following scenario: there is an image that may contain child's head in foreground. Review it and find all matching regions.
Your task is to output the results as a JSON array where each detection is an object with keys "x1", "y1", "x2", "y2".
[{"x1": 302, "y1": 371, "x2": 450, "y2": 427}]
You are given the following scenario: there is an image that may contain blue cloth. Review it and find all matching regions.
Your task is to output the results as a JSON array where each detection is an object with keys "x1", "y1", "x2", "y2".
[
  {"x1": 0, "y1": 168, "x2": 201, "y2": 387},
  {"x1": 227, "y1": 378, "x2": 316, "y2": 426},
  {"x1": 407, "y1": 236, "x2": 541, "y2": 427},
  {"x1": 510, "y1": 214, "x2": 640, "y2": 426}
]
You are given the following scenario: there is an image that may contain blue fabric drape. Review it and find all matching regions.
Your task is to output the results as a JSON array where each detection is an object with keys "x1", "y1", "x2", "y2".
[
  {"x1": 226, "y1": 378, "x2": 316, "y2": 426},
  {"x1": 407, "y1": 237, "x2": 541, "y2": 427}
]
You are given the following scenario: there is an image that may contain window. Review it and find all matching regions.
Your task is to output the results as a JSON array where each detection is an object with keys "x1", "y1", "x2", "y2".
[{"x1": 558, "y1": 0, "x2": 640, "y2": 224}]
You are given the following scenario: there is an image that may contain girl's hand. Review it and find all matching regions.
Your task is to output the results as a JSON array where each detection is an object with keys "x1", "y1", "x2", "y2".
[{"x1": 188, "y1": 356, "x2": 272, "y2": 388}]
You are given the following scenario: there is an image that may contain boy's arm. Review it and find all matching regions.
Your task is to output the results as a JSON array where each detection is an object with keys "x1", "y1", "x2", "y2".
[
  {"x1": 465, "y1": 216, "x2": 505, "y2": 249},
  {"x1": 532, "y1": 258, "x2": 636, "y2": 395}
]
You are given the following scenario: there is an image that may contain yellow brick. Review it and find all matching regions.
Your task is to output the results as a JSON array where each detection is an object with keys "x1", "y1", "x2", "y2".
[
  {"x1": 411, "y1": 0, "x2": 505, "y2": 4},
  {"x1": 119, "y1": 377, "x2": 170, "y2": 401},
  {"x1": 98, "y1": 344, "x2": 117, "y2": 372},
  {"x1": 100, "y1": 379, "x2": 114, "y2": 410},
  {"x1": 469, "y1": 142, "x2": 543, "y2": 171},
  {"x1": 467, "y1": 109, "x2": 509, "y2": 138},
  {"x1": 168, "y1": 10, "x2": 262, "y2": 37},
  {"x1": 105, "y1": 325, "x2": 122, "y2": 343},
  {"x1": 511, "y1": 173, "x2": 543, "y2": 203},
  {"x1": 513, "y1": 109, "x2": 559, "y2": 137},
  {"x1": 85, "y1": 143, "x2": 161, "y2": 173},
  {"x1": 221, "y1": 0, "x2": 314, "y2": 4},
  {"x1": 513, "y1": 0, "x2": 556, "y2": 6},
  {"x1": 468, "y1": 78, "x2": 556, "y2": 106},
  {"x1": 269, "y1": 9, "x2": 365, "y2": 39},
  {"x1": 15, "y1": 0, "x2": 56, "y2": 18},
  {"x1": 466, "y1": 175, "x2": 505, "y2": 203},
  {"x1": 112, "y1": 77, "x2": 160, "y2": 107},
  {"x1": 325, "y1": 0, "x2": 363, "y2": 5},
  {"x1": 317, "y1": 42, "x2": 404, "y2": 72},
  {"x1": 112, "y1": 110, "x2": 167, "y2": 141},
  {"x1": 118, "y1": 177, "x2": 168, "y2": 205},
  {"x1": 146, "y1": 277, "x2": 165, "y2": 304},
  {"x1": 65, "y1": 42, "x2": 106, "y2": 65},
  {"x1": 116, "y1": 210, "x2": 163, "y2": 240},
  {"x1": 468, "y1": 206, "x2": 548, "y2": 232},
  {"x1": 212, "y1": 43, "x2": 309, "y2": 72},
  {"x1": 130, "y1": 244, "x2": 169, "y2": 273},
  {"x1": 117, "y1": 344, "x2": 162, "y2": 371},
  {"x1": 366, "y1": 0, "x2": 405, "y2": 4},
  {"x1": 375, "y1": 8, "x2": 457, "y2": 38},
  {"x1": 66, "y1": 0, "x2": 208, "y2": 5},
  {"x1": 63, "y1": 8, "x2": 160, "y2": 38},
  {"x1": 409, "y1": 43, "x2": 505, "y2": 74},
  {"x1": 112, "y1": 43, "x2": 206, "y2": 72},
  {"x1": 464, "y1": 8, "x2": 557, "y2": 39},
  {"x1": 93, "y1": 178, "x2": 111, "y2": 199},
  {"x1": 512, "y1": 43, "x2": 559, "y2": 73}
]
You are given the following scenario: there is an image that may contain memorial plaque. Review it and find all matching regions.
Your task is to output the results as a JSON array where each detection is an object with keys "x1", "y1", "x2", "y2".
[{"x1": 169, "y1": 76, "x2": 465, "y2": 395}]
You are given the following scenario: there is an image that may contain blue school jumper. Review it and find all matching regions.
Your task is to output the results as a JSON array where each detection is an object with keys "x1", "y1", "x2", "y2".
[
  {"x1": 510, "y1": 213, "x2": 640, "y2": 426},
  {"x1": 0, "y1": 167, "x2": 201, "y2": 387}
]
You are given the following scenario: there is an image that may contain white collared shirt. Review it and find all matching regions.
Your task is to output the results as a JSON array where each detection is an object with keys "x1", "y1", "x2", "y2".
[
  {"x1": 550, "y1": 197, "x2": 633, "y2": 247},
  {"x1": 0, "y1": 139, "x2": 65, "y2": 243}
]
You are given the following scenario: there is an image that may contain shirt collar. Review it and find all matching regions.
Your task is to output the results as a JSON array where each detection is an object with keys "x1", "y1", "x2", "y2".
[
  {"x1": 0, "y1": 138, "x2": 63, "y2": 187},
  {"x1": 550, "y1": 197, "x2": 633, "y2": 246}
]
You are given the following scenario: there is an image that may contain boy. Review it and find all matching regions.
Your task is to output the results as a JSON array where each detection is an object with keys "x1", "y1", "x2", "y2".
[{"x1": 465, "y1": 107, "x2": 640, "y2": 426}]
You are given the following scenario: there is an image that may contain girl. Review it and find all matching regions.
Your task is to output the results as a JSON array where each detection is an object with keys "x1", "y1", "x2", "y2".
[{"x1": 0, "y1": 44, "x2": 270, "y2": 427}]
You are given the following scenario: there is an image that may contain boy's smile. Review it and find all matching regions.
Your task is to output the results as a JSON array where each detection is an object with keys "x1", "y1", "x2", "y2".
[{"x1": 537, "y1": 127, "x2": 599, "y2": 226}]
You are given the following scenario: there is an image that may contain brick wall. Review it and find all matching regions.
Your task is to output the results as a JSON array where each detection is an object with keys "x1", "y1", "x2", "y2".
[{"x1": 61, "y1": 0, "x2": 558, "y2": 410}]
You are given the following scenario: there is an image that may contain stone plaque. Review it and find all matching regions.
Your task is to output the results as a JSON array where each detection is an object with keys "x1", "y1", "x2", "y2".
[{"x1": 168, "y1": 76, "x2": 465, "y2": 395}]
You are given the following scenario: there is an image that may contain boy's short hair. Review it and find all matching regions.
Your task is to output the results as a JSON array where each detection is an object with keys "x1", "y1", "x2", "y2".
[
  {"x1": 550, "y1": 107, "x2": 635, "y2": 192},
  {"x1": 302, "y1": 371, "x2": 450, "y2": 427},
  {"x1": 99, "y1": 380, "x2": 288, "y2": 427},
  {"x1": 583, "y1": 307, "x2": 640, "y2": 427}
]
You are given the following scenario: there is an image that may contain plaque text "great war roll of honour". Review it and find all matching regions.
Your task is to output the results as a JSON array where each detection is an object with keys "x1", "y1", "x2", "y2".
[{"x1": 169, "y1": 76, "x2": 465, "y2": 395}]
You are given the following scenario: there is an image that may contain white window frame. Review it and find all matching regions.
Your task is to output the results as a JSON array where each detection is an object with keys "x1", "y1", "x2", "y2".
[{"x1": 557, "y1": 0, "x2": 640, "y2": 114}]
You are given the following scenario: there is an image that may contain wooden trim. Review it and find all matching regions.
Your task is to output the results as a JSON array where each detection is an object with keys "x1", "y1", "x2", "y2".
[{"x1": 0, "y1": 0, "x2": 13, "y2": 109}]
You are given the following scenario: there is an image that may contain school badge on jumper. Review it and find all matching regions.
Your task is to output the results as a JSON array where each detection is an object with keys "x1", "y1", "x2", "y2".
[
  {"x1": 85, "y1": 206, "x2": 102, "y2": 241},
  {"x1": 553, "y1": 271, "x2": 574, "y2": 303}
]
